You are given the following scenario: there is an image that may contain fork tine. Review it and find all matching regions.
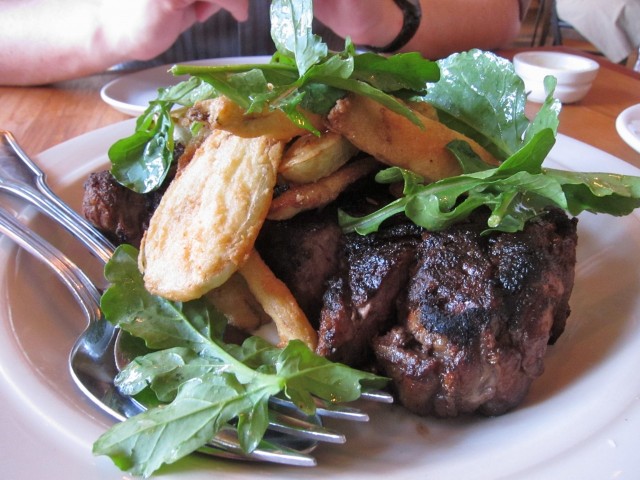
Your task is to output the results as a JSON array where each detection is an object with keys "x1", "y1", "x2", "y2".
[
  {"x1": 268, "y1": 407, "x2": 346, "y2": 443},
  {"x1": 361, "y1": 389, "x2": 395, "y2": 403},
  {"x1": 204, "y1": 427, "x2": 317, "y2": 466},
  {"x1": 270, "y1": 395, "x2": 370, "y2": 422},
  {"x1": 269, "y1": 387, "x2": 393, "y2": 421},
  {"x1": 124, "y1": 379, "x2": 348, "y2": 444}
]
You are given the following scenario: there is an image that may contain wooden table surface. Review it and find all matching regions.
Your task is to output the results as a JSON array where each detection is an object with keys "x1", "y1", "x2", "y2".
[{"x1": 1, "y1": 47, "x2": 639, "y2": 169}]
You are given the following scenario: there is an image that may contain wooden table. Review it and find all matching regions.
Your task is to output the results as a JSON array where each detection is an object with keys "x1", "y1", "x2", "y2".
[{"x1": 1, "y1": 47, "x2": 639, "y2": 169}]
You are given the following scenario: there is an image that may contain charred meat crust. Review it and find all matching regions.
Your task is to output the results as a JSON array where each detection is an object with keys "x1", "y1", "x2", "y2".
[
  {"x1": 372, "y1": 209, "x2": 577, "y2": 417},
  {"x1": 259, "y1": 205, "x2": 577, "y2": 418},
  {"x1": 315, "y1": 222, "x2": 422, "y2": 365},
  {"x1": 82, "y1": 145, "x2": 180, "y2": 247}
]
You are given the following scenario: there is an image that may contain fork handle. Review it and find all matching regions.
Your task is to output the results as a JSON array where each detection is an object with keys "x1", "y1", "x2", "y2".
[{"x1": 0, "y1": 129, "x2": 115, "y2": 263}]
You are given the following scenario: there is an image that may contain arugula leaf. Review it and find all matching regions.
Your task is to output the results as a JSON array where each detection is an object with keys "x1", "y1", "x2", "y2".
[
  {"x1": 108, "y1": 77, "x2": 215, "y2": 193},
  {"x1": 352, "y1": 51, "x2": 440, "y2": 92},
  {"x1": 546, "y1": 168, "x2": 640, "y2": 216},
  {"x1": 114, "y1": 347, "x2": 225, "y2": 401},
  {"x1": 278, "y1": 340, "x2": 382, "y2": 412},
  {"x1": 423, "y1": 49, "x2": 560, "y2": 160},
  {"x1": 525, "y1": 76, "x2": 561, "y2": 143},
  {"x1": 95, "y1": 245, "x2": 387, "y2": 476},
  {"x1": 340, "y1": 128, "x2": 640, "y2": 235},
  {"x1": 93, "y1": 372, "x2": 272, "y2": 477},
  {"x1": 270, "y1": 0, "x2": 327, "y2": 75}
]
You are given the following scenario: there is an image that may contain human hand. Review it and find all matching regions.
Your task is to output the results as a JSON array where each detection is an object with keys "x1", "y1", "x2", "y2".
[{"x1": 99, "y1": 0, "x2": 250, "y2": 62}]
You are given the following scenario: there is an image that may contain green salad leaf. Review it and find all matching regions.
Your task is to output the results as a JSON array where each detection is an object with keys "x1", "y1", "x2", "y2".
[
  {"x1": 422, "y1": 49, "x2": 560, "y2": 160},
  {"x1": 94, "y1": 245, "x2": 386, "y2": 477},
  {"x1": 270, "y1": 0, "x2": 327, "y2": 75},
  {"x1": 108, "y1": 77, "x2": 215, "y2": 193},
  {"x1": 340, "y1": 126, "x2": 640, "y2": 235}
]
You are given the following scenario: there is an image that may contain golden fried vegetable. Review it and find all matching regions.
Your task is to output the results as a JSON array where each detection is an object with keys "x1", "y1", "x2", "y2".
[
  {"x1": 239, "y1": 249, "x2": 318, "y2": 349},
  {"x1": 279, "y1": 131, "x2": 359, "y2": 183},
  {"x1": 203, "y1": 96, "x2": 323, "y2": 141},
  {"x1": 268, "y1": 157, "x2": 379, "y2": 221},
  {"x1": 327, "y1": 94, "x2": 498, "y2": 182},
  {"x1": 205, "y1": 273, "x2": 271, "y2": 333},
  {"x1": 139, "y1": 130, "x2": 284, "y2": 301}
]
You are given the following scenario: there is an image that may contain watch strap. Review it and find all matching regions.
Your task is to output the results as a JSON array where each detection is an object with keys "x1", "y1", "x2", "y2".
[{"x1": 365, "y1": 0, "x2": 422, "y2": 53}]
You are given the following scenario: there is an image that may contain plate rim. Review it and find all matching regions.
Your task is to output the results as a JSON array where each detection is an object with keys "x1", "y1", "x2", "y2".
[
  {"x1": 100, "y1": 56, "x2": 272, "y2": 116},
  {"x1": 615, "y1": 103, "x2": 640, "y2": 154},
  {"x1": 1, "y1": 121, "x2": 639, "y2": 480}
]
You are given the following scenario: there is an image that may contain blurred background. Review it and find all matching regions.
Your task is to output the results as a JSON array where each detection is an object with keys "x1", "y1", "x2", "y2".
[{"x1": 510, "y1": 0, "x2": 640, "y2": 71}]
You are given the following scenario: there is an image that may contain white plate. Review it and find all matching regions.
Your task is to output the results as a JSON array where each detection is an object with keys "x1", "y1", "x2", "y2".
[
  {"x1": 1, "y1": 123, "x2": 640, "y2": 479},
  {"x1": 100, "y1": 56, "x2": 271, "y2": 116},
  {"x1": 616, "y1": 103, "x2": 640, "y2": 154}
]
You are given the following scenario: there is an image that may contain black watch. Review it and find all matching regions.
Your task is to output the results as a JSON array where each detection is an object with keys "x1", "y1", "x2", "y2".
[{"x1": 365, "y1": 0, "x2": 422, "y2": 53}]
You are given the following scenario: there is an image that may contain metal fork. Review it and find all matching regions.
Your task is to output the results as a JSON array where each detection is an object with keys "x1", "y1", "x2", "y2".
[
  {"x1": 0, "y1": 207, "x2": 332, "y2": 465},
  {"x1": 0, "y1": 129, "x2": 392, "y2": 465}
]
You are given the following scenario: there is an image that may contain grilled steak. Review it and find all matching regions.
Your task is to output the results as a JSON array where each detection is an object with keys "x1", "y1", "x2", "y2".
[
  {"x1": 315, "y1": 222, "x2": 422, "y2": 365},
  {"x1": 82, "y1": 143, "x2": 183, "y2": 247},
  {"x1": 259, "y1": 206, "x2": 577, "y2": 417},
  {"x1": 372, "y1": 208, "x2": 577, "y2": 417},
  {"x1": 82, "y1": 170, "x2": 163, "y2": 247}
]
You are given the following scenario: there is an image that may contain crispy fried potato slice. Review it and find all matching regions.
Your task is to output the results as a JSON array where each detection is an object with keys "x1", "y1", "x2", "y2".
[
  {"x1": 327, "y1": 94, "x2": 498, "y2": 182},
  {"x1": 205, "y1": 273, "x2": 271, "y2": 332},
  {"x1": 239, "y1": 249, "x2": 318, "y2": 349},
  {"x1": 268, "y1": 157, "x2": 379, "y2": 221},
  {"x1": 139, "y1": 130, "x2": 284, "y2": 301},
  {"x1": 203, "y1": 96, "x2": 323, "y2": 141},
  {"x1": 279, "y1": 131, "x2": 359, "y2": 183}
]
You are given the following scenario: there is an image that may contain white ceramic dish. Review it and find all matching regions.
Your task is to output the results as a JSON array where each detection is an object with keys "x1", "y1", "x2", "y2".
[
  {"x1": 514, "y1": 51, "x2": 600, "y2": 104},
  {"x1": 101, "y1": 56, "x2": 271, "y2": 116},
  {"x1": 1, "y1": 121, "x2": 640, "y2": 479},
  {"x1": 616, "y1": 103, "x2": 640, "y2": 154}
]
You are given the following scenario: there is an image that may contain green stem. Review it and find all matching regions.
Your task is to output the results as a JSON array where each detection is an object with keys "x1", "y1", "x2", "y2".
[{"x1": 170, "y1": 63, "x2": 296, "y2": 76}]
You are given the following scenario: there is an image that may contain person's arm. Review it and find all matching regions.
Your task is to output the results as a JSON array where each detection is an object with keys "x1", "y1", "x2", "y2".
[
  {"x1": 0, "y1": 0, "x2": 248, "y2": 86},
  {"x1": 314, "y1": 0, "x2": 526, "y2": 58}
]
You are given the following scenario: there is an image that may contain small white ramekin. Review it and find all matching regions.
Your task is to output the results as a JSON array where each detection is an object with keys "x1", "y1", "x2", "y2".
[{"x1": 513, "y1": 51, "x2": 600, "y2": 104}]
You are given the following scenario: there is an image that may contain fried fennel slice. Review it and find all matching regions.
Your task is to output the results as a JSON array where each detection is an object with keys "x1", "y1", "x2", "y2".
[
  {"x1": 239, "y1": 249, "x2": 318, "y2": 350},
  {"x1": 279, "y1": 131, "x2": 359, "y2": 184},
  {"x1": 204, "y1": 273, "x2": 271, "y2": 333},
  {"x1": 139, "y1": 129, "x2": 284, "y2": 301},
  {"x1": 327, "y1": 94, "x2": 498, "y2": 182},
  {"x1": 268, "y1": 157, "x2": 380, "y2": 221},
  {"x1": 200, "y1": 96, "x2": 323, "y2": 141}
]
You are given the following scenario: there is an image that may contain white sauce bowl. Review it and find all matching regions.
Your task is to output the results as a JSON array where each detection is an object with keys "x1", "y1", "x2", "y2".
[{"x1": 513, "y1": 51, "x2": 600, "y2": 104}]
